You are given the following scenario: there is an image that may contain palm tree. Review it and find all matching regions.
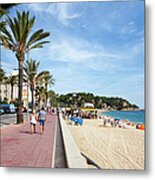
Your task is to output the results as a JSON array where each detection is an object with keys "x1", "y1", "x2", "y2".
[
  {"x1": 37, "y1": 71, "x2": 55, "y2": 107},
  {"x1": 0, "y1": 68, "x2": 5, "y2": 82},
  {"x1": 7, "y1": 75, "x2": 18, "y2": 103},
  {"x1": 48, "y1": 90, "x2": 56, "y2": 107},
  {"x1": 3, "y1": 76, "x2": 9, "y2": 103},
  {"x1": 24, "y1": 59, "x2": 40, "y2": 113},
  {"x1": 0, "y1": 4, "x2": 17, "y2": 32},
  {"x1": 0, "y1": 67, "x2": 5, "y2": 102},
  {"x1": 0, "y1": 8, "x2": 6, "y2": 32},
  {"x1": 35, "y1": 85, "x2": 46, "y2": 110},
  {"x1": 1, "y1": 11, "x2": 50, "y2": 123}
]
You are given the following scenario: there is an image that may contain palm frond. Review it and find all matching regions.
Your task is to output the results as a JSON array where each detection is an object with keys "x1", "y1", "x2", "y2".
[
  {"x1": 26, "y1": 29, "x2": 50, "y2": 48},
  {"x1": 1, "y1": 4, "x2": 18, "y2": 11},
  {"x1": 24, "y1": 59, "x2": 40, "y2": 88},
  {"x1": 28, "y1": 41, "x2": 50, "y2": 51},
  {"x1": 21, "y1": 16, "x2": 35, "y2": 49},
  {"x1": 1, "y1": 25, "x2": 16, "y2": 46},
  {"x1": 0, "y1": 34, "x2": 16, "y2": 50},
  {"x1": 2, "y1": 11, "x2": 50, "y2": 58},
  {"x1": 6, "y1": 15, "x2": 19, "y2": 43}
]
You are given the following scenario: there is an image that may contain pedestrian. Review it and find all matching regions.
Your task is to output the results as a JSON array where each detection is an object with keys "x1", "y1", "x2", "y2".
[
  {"x1": 29, "y1": 111, "x2": 37, "y2": 134},
  {"x1": 38, "y1": 107, "x2": 47, "y2": 135}
]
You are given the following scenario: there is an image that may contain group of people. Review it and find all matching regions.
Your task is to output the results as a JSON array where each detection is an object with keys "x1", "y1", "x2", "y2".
[{"x1": 29, "y1": 107, "x2": 47, "y2": 135}]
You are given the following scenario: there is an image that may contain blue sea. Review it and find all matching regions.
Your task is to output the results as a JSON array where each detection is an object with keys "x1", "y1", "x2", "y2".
[{"x1": 102, "y1": 110, "x2": 145, "y2": 124}]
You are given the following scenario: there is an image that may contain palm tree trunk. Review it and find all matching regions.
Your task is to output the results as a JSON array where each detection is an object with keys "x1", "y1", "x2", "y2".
[
  {"x1": 31, "y1": 86, "x2": 34, "y2": 113},
  {"x1": 17, "y1": 60, "x2": 24, "y2": 124},
  {"x1": 45, "y1": 83, "x2": 48, "y2": 107},
  {"x1": 11, "y1": 83, "x2": 13, "y2": 103},
  {"x1": 38, "y1": 96, "x2": 41, "y2": 110}
]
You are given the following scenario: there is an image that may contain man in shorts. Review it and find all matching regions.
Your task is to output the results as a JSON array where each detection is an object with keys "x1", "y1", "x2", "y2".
[{"x1": 38, "y1": 107, "x2": 47, "y2": 135}]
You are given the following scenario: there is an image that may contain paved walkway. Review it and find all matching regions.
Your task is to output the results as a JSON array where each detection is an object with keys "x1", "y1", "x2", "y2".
[{"x1": 0, "y1": 113, "x2": 57, "y2": 168}]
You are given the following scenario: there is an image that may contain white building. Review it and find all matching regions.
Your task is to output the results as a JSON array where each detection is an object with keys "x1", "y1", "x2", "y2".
[
  {"x1": 84, "y1": 103, "x2": 94, "y2": 108},
  {"x1": 0, "y1": 82, "x2": 31, "y2": 107}
]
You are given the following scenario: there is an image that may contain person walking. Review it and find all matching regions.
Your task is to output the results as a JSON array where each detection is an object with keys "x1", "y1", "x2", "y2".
[
  {"x1": 29, "y1": 111, "x2": 37, "y2": 134},
  {"x1": 38, "y1": 107, "x2": 47, "y2": 135}
]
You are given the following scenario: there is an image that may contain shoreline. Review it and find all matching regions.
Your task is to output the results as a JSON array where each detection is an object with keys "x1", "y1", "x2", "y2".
[{"x1": 97, "y1": 109, "x2": 144, "y2": 129}]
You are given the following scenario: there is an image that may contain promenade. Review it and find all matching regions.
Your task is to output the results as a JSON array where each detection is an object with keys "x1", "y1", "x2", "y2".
[{"x1": 0, "y1": 113, "x2": 57, "y2": 168}]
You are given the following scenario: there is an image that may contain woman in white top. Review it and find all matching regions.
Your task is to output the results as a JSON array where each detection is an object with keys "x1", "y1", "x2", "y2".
[{"x1": 29, "y1": 111, "x2": 37, "y2": 134}]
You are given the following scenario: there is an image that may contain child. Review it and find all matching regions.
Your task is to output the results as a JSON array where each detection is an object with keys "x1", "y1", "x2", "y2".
[{"x1": 29, "y1": 111, "x2": 37, "y2": 134}]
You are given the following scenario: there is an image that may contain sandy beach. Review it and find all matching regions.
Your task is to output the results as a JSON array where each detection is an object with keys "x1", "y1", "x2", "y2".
[{"x1": 67, "y1": 118, "x2": 144, "y2": 170}]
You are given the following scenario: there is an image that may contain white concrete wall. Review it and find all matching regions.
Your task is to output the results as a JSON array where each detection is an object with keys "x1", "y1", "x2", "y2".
[{"x1": 59, "y1": 113, "x2": 87, "y2": 168}]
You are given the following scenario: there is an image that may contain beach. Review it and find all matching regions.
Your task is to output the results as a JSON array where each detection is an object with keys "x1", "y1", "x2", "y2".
[{"x1": 67, "y1": 118, "x2": 144, "y2": 170}]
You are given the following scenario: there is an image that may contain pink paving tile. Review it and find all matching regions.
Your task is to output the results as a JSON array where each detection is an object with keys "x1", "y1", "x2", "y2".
[{"x1": 0, "y1": 114, "x2": 57, "y2": 168}]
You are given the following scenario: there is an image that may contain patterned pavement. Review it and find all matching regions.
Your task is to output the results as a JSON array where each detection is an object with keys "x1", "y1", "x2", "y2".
[{"x1": 0, "y1": 113, "x2": 57, "y2": 168}]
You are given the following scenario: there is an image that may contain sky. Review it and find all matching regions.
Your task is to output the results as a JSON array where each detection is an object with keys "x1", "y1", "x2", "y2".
[{"x1": 1, "y1": 0, "x2": 145, "y2": 108}]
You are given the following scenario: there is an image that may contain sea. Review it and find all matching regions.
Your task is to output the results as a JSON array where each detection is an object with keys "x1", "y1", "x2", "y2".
[{"x1": 102, "y1": 110, "x2": 145, "y2": 124}]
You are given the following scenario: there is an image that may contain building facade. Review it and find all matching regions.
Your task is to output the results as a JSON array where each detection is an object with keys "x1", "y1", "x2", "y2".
[{"x1": 0, "y1": 83, "x2": 31, "y2": 108}]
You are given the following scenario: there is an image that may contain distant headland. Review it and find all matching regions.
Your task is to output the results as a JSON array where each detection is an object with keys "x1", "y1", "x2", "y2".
[{"x1": 56, "y1": 92, "x2": 140, "y2": 111}]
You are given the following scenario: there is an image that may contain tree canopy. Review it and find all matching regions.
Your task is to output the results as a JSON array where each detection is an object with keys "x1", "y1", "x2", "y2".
[{"x1": 57, "y1": 92, "x2": 139, "y2": 110}]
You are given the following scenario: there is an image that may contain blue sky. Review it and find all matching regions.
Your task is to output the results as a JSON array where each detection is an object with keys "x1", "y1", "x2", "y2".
[{"x1": 1, "y1": 1, "x2": 144, "y2": 108}]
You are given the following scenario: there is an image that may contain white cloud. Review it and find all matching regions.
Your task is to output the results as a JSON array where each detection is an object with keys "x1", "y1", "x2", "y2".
[
  {"x1": 56, "y1": 3, "x2": 81, "y2": 26},
  {"x1": 48, "y1": 35, "x2": 123, "y2": 64},
  {"x1": 50, "y1": 40, "x2": 97, "y2": 62},
  {"x1": 42, "y1": 34, "x2": 144, "y2": 76},
  {"x1": 119, "y1": 20, "x2": 138, "y2": 40},
  {"x1": 28, "y1": 3, "x2": 81, "y2": 26}
]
